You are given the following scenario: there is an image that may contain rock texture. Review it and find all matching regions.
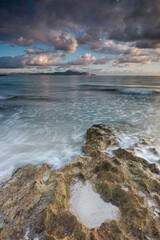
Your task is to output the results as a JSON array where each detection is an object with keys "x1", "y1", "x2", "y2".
[{"x1": 0, "y1": 124, "x2": 159, "y2": 240}]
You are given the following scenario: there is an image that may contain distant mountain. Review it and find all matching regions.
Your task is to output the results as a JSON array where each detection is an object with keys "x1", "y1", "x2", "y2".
[
  {"x1": 51, "y1": 70, "x2": 95, "y2": 76},
  {"x1": 8, "y1": 70, "x2": 96, "y2": 76},
  {"x1": 30, "y1": 70, "x2": 95, "y2": 76},
  {"x1": 0, "y1": 74, "x2": 7, "y2": 76}
]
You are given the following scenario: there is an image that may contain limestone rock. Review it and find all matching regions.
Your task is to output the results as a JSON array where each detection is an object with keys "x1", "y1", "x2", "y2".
[{"x1": 0, "y1": 124, "x2": 159, "y2": 240}]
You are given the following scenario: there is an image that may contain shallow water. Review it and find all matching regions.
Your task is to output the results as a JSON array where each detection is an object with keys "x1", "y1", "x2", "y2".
[{"x1": 0, "y1": 75, "x2": 160, "y2": 182}]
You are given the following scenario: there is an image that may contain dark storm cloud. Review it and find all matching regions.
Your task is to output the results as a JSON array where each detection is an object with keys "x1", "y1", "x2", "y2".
[
  {"x1": 0, "y1": 0, "x2": 159, "y2": 51},
  {"x1": 135, "y1": 40, "x2": 160, "y2": 49},
  {"x1": 77, "y1": 29, "x2": 103, "y2": 50},
  {"x1": 108, "y1": 0, "x2": 160, "y2": 42}
]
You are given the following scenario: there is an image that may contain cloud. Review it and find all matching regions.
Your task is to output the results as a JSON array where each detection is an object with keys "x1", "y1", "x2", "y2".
[
  {"x1": 13, "y1": 31, "x2": 78, "y2": 53},
  {"x1": 55, "y1": 53, "x2": 112, "y2": 68},
  {"x1": 0, "y1": 53, "x2": 64, "y2": 68},
  {"x1": 108, "y1": 0, "x2": 160, "y2": 43},
  {"x1": 112, "y1": 50, "x2": 160, "y2": 67},
  {"x1": 0, "y1": 0, "x2": 159, "y2": 73},
  {"x1": 0, "y1": 52, "x2": 112, "y2": 68},
  {"x1": 0, "y1": 0, "x2": 159, "y2": 52},
  {"x1": 26, "y1": 49, "x2": 34, "y2": 54},
  {"x1": 65, "y1": 53, "x2": 96, "y2": 66},
  {"x1": 113, "y1": 55, "x2": 151, "y2": 67},
  {"x1": 94, "y1": 56, "x2": 111, "y2": 65},
  {"x1": 91, "y1": 40, "x2": 160, "y2": 67},
  {"x1": 48, "y1": 31, "x2": 78, "y2": 53},
  {"x1": 77, "y1": 29, "x2": 103, "y2": 50},
  {"x1": 25, "y1": 48, "x2": 62, "y2": 55},
  {"x1": 0, "y1": 48, "x2": 158, "y2": 69},
  {"x1": 96, "y1": 40, "x2": 131, "y2": 55},
  {"x1": 135, "y1": 40, "x2": 160, "y2": 49},
  {"x1": 16, "y1": 37, "x2": 34, "y2": 46}
]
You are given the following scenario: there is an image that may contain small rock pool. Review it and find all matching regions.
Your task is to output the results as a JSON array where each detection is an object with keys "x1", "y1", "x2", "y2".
[{"x1": 69, "y1": 180, "x2": 120, "y2": 229}]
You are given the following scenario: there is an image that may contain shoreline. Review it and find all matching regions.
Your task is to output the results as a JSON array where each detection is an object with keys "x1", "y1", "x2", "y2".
[{"x1": 0, "y1": 124, "x2": 159, "y2": 239}]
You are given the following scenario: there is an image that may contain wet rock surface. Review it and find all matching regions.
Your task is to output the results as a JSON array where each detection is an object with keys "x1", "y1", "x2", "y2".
[{"x1": 0, "y1": 124, "x2": 159, "y2": 240}]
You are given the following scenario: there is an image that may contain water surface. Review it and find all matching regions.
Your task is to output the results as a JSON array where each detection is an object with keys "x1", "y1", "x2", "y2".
[{"x1": 0, "y1": 75, "x2": 160, "y2": 182}]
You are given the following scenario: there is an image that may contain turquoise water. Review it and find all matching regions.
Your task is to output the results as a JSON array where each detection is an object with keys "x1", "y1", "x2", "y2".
[{"x1": 0, "y1": 75, "x2": 160, "y2": 182}]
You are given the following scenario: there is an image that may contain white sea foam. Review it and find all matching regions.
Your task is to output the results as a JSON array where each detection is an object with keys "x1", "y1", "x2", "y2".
[
  {"x1": 138, "y1": 191, "x2": 160, "y2": 218},
  {"x1": 102, "y1": 125, "x2": 160, "y2": 170},
  {"x1": 134, "y1": 144, "x2": 160, "y2": 164},
  {"x1": 24, "y1": 228, "x2": 30, "y2": 240},
  {"x1": 0, "y1": 116, "x2": 84, "y2": 183},
  {"x1": 69, "y1": 180, "x2": 120, "y2": 228}
]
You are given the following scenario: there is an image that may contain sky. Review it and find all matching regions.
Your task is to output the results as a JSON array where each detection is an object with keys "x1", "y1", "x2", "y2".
[{"x1": 0, "y1": 0, "x2": 160, "y2": 75}]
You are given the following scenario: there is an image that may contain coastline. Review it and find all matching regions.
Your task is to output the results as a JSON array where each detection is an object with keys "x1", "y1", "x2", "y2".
[{"x1": 0, "y1": 124, "x2": 159, "y2": 240}]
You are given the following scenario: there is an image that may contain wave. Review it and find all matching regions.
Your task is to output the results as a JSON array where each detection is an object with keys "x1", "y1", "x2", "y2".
[
  {"x1": 0, "y1": 95, "x2": 15, "y2": 100},
  {"x1": 80, "y1": 85, "x2": 160, "y2": 95},
  {"x1": 119, "y1": 89, "x2": 157, "y2": 95}
]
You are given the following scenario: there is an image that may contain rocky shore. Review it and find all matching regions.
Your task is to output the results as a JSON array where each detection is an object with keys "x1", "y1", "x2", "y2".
[{"x1": 0, "y1": 124, "x2": 159, "y2": 240}]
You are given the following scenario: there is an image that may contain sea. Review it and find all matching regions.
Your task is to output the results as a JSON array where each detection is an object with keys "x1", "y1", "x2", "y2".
[{"x1": 0, "y1": 75, "x2": 160, "y2": 183}]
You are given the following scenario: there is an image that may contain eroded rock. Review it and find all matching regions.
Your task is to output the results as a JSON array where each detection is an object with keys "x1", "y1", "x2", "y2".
[{"x1": 0, "y1": 124, "x2": 159, "y2": 240}]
